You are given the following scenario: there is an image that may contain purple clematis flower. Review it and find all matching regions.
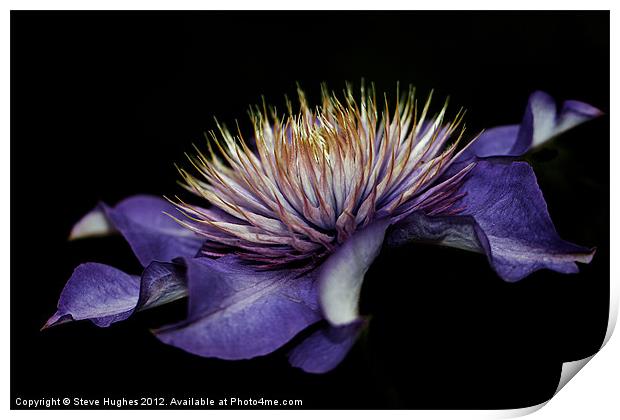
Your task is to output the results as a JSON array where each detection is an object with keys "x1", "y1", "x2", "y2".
[{"x1": 44, "y1": 85, "x2": 602, "y2": 373}]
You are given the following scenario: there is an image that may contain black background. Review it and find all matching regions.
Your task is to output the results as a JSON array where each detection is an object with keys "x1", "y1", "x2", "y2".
[{"x1": 11, "y1": 11, "x2": 609, "y2": 409}]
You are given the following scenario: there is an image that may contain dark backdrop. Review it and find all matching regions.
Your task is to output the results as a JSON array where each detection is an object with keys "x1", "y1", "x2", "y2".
[{"x1": 11, "y1": 11, "x2": 609, "y2": 409}]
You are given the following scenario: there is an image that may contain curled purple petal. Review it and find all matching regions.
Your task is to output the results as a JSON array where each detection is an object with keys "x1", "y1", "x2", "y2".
[
  {"x1": 462, "y1": 91, "x2": 602, "y2": 160},
  {"x1": 44, "y1": 261, "x2": 186, "y2": 329},
  {"x1": 71, "y1": 195, "x2": 204, "y2": 266},
  {"x1": 288, "y1": 319, "x2": 367, "y2": 374},
  {"x1": 388, "y1": 160, "x2": 594, "y2": 282},
  {"x1": 318, "y1": 219, "x2": 390, "y2": 327},
  {"x1": 44, "y1": 263, "x2": 139, "y2": 328},
  {"x1": 136, "y1": 262, "x2": 187, "y2": 311},
  {"x1": 154, "y1": 256, "x2": 321, "y2": 360}
]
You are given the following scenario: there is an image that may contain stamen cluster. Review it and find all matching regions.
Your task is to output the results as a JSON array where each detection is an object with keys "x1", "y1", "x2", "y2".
[{"x1": 172, "y1": 84, "x2": 474, "y2": 267}]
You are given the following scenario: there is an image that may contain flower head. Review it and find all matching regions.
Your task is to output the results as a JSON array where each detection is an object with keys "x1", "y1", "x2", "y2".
[
  {"x1": 173, "y1": 85, "x2": 473, "y2": 268},
  {"x1": 44, "y1": 84, "x2": 601, "y2": 374}
]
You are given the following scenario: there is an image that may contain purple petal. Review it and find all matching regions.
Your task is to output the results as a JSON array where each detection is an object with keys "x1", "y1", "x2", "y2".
[
  {"x1": 462, "y1": 91, "x2": 602, "y2": 160},
  {"x1": 44, "y1": 261, "x2": 186, "y2": 329},
  {"x1": 288, "y1": 319, "x2": 366, "y2": 374},
  {"x1": 136, "y1": 262, "x2": 187, "y2": 311},
  {"x1": 71, "y1": 195, "x2": 204, "y2": 266},
  {"x1": 388, "y1": 160, "x2": 594, "y2": 282},
  {"x1": 463, "y1": 125, "x2": 520, "y2": 158},
  {"x1": 318, "y1": 219, "x2": 390, "y2": 326},
  {"x1": 154, "y1": 256, "x2": 321, "y2": 360}
]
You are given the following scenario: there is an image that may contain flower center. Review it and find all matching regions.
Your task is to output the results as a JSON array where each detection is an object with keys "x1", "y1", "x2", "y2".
[{"x1": 170, "y1": 83, "x2": 474, "y2": 267}]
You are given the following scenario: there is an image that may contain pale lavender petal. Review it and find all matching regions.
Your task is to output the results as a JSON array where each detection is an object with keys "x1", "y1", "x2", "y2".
[
  {"x1": 318, "y1": 219, "x2": 390, "y2": 326},
  {"x1": 288, "y1": 319, "x2": 366, "y2": 374},
  {"x1": 527, "y1": 92, "x2": 603, "y2": 149},
  {"x1": 72, "y1": 195, "x2": 204, "y2": 266},
  {"x1": 154, "y1": 256, "x2": 321, "y2": 360},
  {"x1": 388, "y1": 160, "x2": 594, "y2": 282},
  {"x1": 462, "y1": 91, "x2": 602, "y2": 160},
  {"x1": 69, "y1": 208, "x2": 114, "y2": 239},
  {"x1": 43, "y1": 262, "x2": 186, "y2": 329}
]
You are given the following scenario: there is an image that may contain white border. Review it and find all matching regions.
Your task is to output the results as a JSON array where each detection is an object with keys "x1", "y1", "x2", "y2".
[{"x1": 3, "y1": 2, "x2": 617, "y2": 419}]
